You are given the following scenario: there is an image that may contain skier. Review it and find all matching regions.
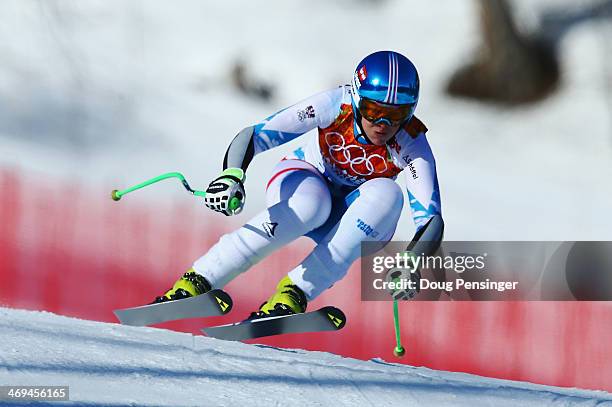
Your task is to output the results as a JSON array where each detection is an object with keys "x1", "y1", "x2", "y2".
[{"x1": 155, "y1": 50, "x2": 444, "y2": 318}]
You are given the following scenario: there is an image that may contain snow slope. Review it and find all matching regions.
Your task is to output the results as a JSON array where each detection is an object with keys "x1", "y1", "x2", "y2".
[{"x1": 0, "y1": 308, "x2": 610, "y2": 407}]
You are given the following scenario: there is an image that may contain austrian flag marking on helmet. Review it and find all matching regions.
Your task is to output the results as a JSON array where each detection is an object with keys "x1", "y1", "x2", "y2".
[{"x1": 358, "y1": 66, "x2": 367, "y2": 81}]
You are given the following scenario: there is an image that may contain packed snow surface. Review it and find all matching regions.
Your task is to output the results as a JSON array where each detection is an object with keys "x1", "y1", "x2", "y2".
[{"x1": 0, "y1": 308, "x2": 610, "y2": 406}]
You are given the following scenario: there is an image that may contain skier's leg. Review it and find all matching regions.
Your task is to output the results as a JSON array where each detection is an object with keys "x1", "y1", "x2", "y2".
[
  {"x1": 191, "y1": 160, "x2": 332, "y2": 289},
  {"x1": 287, "y1": 177, "x2": 404, "y2": 300}
]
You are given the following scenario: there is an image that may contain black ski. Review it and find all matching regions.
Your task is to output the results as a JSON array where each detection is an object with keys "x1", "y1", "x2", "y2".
[
  {"x1": 113, "y1": 289, "x2": 232, "y2": 326},
  {"x1": 202, "y1": 306, "x2": 346, "y2": 341}
]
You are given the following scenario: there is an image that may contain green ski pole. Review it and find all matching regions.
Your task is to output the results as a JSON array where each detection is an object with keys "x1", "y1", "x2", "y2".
[
  {"x1": 111, "y1": 172, "x2": 207, "y2": 201},
  {"x1": 393, "y1": 299, "x2": 405, "y2": 357}
]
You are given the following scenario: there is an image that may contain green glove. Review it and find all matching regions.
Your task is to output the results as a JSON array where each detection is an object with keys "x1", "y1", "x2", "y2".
[
  {"x1": 385, "y1": 251, "x2": 421, "y2": 300},
  {"x1": 204, "y1": 168, "x2": 246, "y2": 216}
]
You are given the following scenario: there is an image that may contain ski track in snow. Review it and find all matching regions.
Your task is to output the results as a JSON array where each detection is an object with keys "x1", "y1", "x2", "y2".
[{"x1": 0, "y1": 308, "x2": 610, "y2": 407}]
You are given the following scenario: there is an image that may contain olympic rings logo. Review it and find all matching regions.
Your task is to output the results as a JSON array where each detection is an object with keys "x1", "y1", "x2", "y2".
[{"x1": 324, "y1": 132, "x2": 388, "y2": 176}]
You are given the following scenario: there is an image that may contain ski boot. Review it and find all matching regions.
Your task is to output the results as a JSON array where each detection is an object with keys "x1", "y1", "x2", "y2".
[
  {"x1": 153, "y1": 268, "x2": 211, "y2": 303},
  {"x1": 249, "y1": 275, "x2": 307, "y2": 319}
]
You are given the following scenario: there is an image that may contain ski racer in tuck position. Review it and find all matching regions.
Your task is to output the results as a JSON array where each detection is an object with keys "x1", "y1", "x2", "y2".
[{"x1": 156, "y1": 50, "x2": 444, "y2": 318}]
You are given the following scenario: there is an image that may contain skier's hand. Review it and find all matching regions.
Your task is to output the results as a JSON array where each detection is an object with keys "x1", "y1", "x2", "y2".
[
  {"x1": 204, "y1": 168, "x2": 246, "y2": 216},
  {"x1": 385, "y1": 251, "x2": 421, "y2": 300}
]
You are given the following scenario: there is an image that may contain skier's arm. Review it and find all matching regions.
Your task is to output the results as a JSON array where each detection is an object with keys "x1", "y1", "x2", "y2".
[
  {"x1": 206, "y1": 88, "x2": 343, "y2": 216},
  {"x1": 223, "y1": 88, "x2": 343, "y2": 171},
  {"x1": 386, "y1": 134, "x2": 444, "y2": 299},
  {"x1": 223, "y1": 126, "x2": 257, "y2": 172},
  {"x1": 403, "y1": 133, "x2": 444, "y2": 252}
]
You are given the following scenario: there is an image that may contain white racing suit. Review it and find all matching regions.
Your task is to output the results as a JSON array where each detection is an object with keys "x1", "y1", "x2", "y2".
[{"x1": 194, "y1": 85, "x2": 442, "y2": 300}]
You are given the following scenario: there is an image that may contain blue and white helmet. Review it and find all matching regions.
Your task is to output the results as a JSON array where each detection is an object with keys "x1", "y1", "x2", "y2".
[{"x1": 351, "y1": 50, "x2": 420, "y2": 121}]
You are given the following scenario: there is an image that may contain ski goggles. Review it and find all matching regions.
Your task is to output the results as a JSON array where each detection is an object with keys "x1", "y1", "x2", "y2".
[{"x1": 358, "y1": 98, "x2": 415, "y2": 126}]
